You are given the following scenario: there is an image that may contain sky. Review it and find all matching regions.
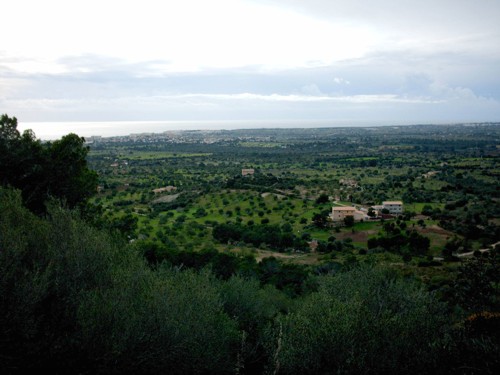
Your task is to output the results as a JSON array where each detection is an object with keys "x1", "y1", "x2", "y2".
[{"x1": 1, "y1": 0, "x2": 500, "y2": 132}]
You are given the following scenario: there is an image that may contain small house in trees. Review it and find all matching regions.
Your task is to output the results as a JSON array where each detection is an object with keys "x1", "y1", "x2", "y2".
[
  {"x1": 242, "y1": 168, "x2": 255, "y2": 177},
  {"x1": 331, "y1": 206, "x2": 369, "y2": 222},
  {"x1": 331, "y1": 206, "x2": 356, "y2": 221},
  {"x1": 152, "y1": 186, "x2": 177, "y2": 194}
]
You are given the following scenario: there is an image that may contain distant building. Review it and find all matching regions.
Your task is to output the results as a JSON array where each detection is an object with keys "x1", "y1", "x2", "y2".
[
  {"x1": 339, "y1": 178, "x2": 358, "y2": 188},
  {"x1": 85, "y1": 135, "x2": 102, "y2": 144},
  {"x1": 152, "y1": 186, "x2": 177, "y2": 194},
  {"x1": 331, "y1": 206, "x2": 356, "y2": 221},
  {"x1": 331, "y1": 206, "x2": 369, "y2": 222},
  {"x1": 242, "y1": 168, "x2": 255, "y2": 177},
  {"x1": 331, "y1": 206, "x2": 356, "y2": 222},
  {"x1": 422, "y1": 171, "x2": 439, "y2": 179},
  {"x1": 354, "y1": 210, "x2": 370, "y2": 221},
  {"x1": 382, "y1": 201, "x2": 404, "y2": 214}
]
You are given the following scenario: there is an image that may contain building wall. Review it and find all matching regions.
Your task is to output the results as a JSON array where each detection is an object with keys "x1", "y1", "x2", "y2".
[
  {"x1": 354, "y1": 210, "x2": 369, "y2": 221},
  {"x1": 382, "y1": 201, "x2": 403, "y2": 214},
  {"x1": 242, "y1": 169, "x2": 255, "y2": 176},
  {"x1": 331, "y1": 207, "x2": 356, "y2": 221}
]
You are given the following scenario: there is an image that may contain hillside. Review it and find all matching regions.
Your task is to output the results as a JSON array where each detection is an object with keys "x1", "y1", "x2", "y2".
[{"x1": 1, "y1": 117, "x2": 499, "y2": 373}]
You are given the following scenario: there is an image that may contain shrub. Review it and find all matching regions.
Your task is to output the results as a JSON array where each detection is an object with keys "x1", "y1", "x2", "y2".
[{"x1": 267, "y1": 265, "x2": 449, "y2": 374}]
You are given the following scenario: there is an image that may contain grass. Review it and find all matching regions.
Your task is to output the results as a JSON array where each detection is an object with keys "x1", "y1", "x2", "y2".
[{"x1": 405, "y1": 202, "x2": 445, "y2": 213}]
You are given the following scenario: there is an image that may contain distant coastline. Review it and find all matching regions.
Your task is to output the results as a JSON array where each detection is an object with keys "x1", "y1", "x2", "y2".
[{"x1": 17, "y1": 119, "x2": 498, "y2": 140}]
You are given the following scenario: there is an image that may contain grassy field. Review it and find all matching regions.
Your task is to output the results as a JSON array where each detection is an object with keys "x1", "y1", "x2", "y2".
[
  {"x1": 91, "y1": 173, "x2": 477, "y2": 267},
  {"x1": 404, "y1": 202, "x2": 445, "y2": 213}
]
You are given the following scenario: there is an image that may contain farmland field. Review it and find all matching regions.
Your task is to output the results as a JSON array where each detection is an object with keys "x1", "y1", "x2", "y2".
[{"x1": 87, "y1": 124, "x2": 499, "y2": 279}]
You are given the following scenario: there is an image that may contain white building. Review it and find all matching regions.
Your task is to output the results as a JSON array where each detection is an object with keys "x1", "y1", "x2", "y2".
[{"x1": 382, "y1": 201, "x2": 404, "y2": 215}]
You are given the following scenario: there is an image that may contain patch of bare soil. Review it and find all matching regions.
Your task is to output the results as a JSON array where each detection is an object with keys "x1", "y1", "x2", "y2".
[
  {"x1": 294, "y1": 185, "x2": 310, "y2": 198},
  {"x1": 275, "y1": 189, "x2": 295, "y2": 196},
  {"x1": 261, "y1": 192, "x2": 285, "y2": 199},
  {"x1": 152, "y1": 193, "x2": 180, "y2": 204},
  {"x1": 414, "y1": 214, "x2": 428, "y2": 220},
  {"x1": 335, "y1": 229, "x2": 377, "y2": 243},
  {"x1": 253, "y1": 249, "x2": 320, "y2": 264},
  {"x1": 419, "y1": 224, "x2": 455, "y2": 237}
]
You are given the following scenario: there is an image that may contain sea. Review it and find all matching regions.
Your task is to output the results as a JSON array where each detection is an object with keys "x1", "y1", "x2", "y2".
[{"x1": 17, "y1": 119, "x2": 407, "y2": 140}]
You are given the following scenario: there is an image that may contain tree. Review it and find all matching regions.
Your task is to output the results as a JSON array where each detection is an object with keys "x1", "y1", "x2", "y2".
[
  {"x1": 312, "y1": 210, "x2": 331, "y2": 228},
  {"x1": 270, "y1": 265, "x2": 449, "y2": 374},
  {"x1": 0, "y1": 189, "x2": 241, "y2": 373},
  {"x1": 110, "y1": 213, "x2": 138, "y2": 238},
  {"x1": 343, "y1": 215, "x2": 355, "y2": 227},
  {"x1": 407, "y1": 231, "x2": 430, "y2": 256},
  {"x1": 0, "y1": 114, "x2": 98, "y2": 213},
  {"x1": 367, "y1": 207, "x2": 376, "y2": 218},
  {"x1": 421, "y1": 204, "x2": 434, "y2": 216},
  {"x1": 315, "y1": 193, "x2": 329, "y2": 204},
  {"x1": 46, "y1": 133, "x2": 98, "y2": 209},
  {"x1": 454, "y1": 249, "x2": 500, "y2": 312},
  {"x1": 0, "y1": 113, "x2": 20, "y2": 141},
  {"x1": 1, "y1": 116, "x2": 45, "y2": 206}
]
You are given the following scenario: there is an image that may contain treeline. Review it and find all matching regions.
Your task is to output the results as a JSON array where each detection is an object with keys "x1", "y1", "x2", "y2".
[
  {"x1": 226, "y1": 174, "x2": 296, "y2": 192},
  {"x1": 2, "y1": 187, "x2": 499, "y2": 374},
  {"x1": 136, "y1": 242, "x2": 311, "y2": 297},
  {"x1": 367, "y1": 221, "x2": 431, "y2": 257},
  {"x1": 420, "y1": 197, "x2": 500, "y2": 244},
  {"x1": 213, "y1": 222, "x2": 310, "y2": 252}
]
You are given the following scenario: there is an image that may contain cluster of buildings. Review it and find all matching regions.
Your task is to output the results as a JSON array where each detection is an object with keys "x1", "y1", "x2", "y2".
[{"x1": 331, "y1": 201, "x2": 403, "y2": 222}]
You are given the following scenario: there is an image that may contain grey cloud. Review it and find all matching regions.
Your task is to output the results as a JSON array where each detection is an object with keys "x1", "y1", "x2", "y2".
[
  {"x1": 6, "y1": 85, "x2": 498, "y2": 123},
  {"x1": 300, "y1": 84, "x2": 324, "y2": 96}
]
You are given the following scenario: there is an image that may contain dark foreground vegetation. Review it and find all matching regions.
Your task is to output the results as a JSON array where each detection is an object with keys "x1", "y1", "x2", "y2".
[{"x1": 1, "y1": 114, "x2": 499, "y2": 374}]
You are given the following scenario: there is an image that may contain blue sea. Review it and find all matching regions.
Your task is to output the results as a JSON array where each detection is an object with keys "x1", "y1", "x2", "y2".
[{"x1": 17, "y1": 119, "x2": 403, "y2": 140}]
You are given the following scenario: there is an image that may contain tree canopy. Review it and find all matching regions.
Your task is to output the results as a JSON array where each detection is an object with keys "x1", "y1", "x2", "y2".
[{"x1": 0, "y1": 114, "x2": 98, "y2": 213}]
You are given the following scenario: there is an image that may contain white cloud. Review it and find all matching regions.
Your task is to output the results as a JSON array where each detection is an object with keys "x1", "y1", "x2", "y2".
[
  {"x1": 333, "y1": 77, "x2": 350, "y2": 85},
  {"x1": 1, "y1": 0, "x2": 379, "y2": 75}
]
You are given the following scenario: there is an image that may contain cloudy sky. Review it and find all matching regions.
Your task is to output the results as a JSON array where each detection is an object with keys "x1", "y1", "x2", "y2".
[{"x1": 2, "y1": 0, "x2": 500, "y2": 130}]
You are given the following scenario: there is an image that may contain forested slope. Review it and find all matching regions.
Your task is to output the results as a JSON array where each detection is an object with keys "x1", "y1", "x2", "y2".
[{"x1": 1, "y1": 188, "x2": 499, "y2": 374}]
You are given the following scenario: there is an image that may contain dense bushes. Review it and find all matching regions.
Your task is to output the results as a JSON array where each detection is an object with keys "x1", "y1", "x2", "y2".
[
  {"x1": 270, "y1": 266, "x2": 449, "y2": 374},
  {"x1": 0, "y1": 189, "x2": 242, "y2": 373},
  {"x1": 78, "y1": 267, "x2": 241, "y2": 374},
  {"x1": 213, "y1": 222, "x2": 309, "y2": 252},
  {"x1": 136, "y1": 241, "x2": 311, "y2": 296},
  {"x1": 367, "y1": 221, "x2": 430, "y2": 256}
]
